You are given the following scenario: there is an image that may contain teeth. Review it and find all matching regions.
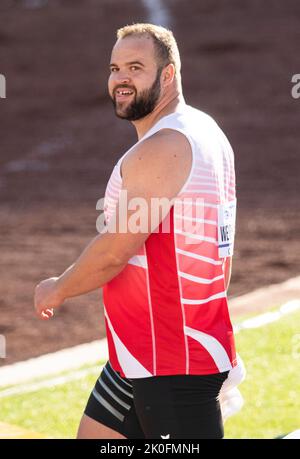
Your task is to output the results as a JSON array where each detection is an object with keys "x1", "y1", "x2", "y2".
[{"x1": 117, "y1": 90, "x2": 133, "y2": 95}]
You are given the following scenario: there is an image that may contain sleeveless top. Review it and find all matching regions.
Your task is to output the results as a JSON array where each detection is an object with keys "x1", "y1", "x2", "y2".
[{"x1": 102, "y1": 103, "x2": 237, "y2": 378}]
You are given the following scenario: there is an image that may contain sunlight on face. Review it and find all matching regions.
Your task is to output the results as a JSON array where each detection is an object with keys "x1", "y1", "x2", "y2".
[{"x1": 108, "y1": 36, "x2": 163, "y2": 120}]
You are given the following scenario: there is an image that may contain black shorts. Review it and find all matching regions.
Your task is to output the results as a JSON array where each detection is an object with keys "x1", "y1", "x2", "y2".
[
  {"x1": 84, "y1": 361, "x2": 229, "y2": 439},
  {"x1": 84, "y1": 361, "x2": 145, "y2": 439}
]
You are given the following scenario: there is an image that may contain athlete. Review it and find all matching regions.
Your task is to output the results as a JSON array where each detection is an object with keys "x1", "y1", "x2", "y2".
[{"x1": 35, "y1": 23, "x2": 243, "y2": 439}]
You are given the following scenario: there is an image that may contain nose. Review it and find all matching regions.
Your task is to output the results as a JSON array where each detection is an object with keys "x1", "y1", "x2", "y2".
[
  {"x1": 113, "y1": 71, "x2": 131, "y2": 85},
  {"x1": 118, "y1": 77, "x2": 130, "y2": 86},
  {"x1": 109, "y1": 69, "x2": 133, "y2": 96}
]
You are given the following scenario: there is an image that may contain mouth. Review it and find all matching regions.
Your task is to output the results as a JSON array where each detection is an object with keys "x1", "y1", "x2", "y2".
[{"x1": 114, "y1": 88, "x2": 135, "y2": 101}]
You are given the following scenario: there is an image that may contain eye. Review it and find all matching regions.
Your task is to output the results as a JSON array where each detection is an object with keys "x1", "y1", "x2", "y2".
[
  {"x1": 110, "y1": 67, "x2": 118, "y2": 73},
  {"x1": 130, "y1": 66, "x2": 140, "y2": 71}
]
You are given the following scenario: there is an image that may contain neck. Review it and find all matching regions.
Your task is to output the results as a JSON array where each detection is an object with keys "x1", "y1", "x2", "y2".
[{"x1": 131, "y1": 91, "x2": 185, "y2": 140}]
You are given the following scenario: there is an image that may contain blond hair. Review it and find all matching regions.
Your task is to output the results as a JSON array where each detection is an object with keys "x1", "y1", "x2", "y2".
[{"x1": 117, "y1": 23, "x2": 181, "y2": 76}]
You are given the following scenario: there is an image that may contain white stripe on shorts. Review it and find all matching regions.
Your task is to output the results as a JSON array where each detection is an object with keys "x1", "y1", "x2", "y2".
[{"x1": 92, "y1": 388, "x2": 125, "y2": 422}]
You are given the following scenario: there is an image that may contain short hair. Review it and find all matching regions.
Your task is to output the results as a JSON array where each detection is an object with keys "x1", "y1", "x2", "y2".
[{"x1": 116, "y1": 23, "x2": 181, "y2": 76}]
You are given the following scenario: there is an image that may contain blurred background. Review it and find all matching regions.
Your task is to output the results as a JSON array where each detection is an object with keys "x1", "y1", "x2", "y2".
[{"x1": 0, "y1": 0, "x2": 299, "y2": 368}]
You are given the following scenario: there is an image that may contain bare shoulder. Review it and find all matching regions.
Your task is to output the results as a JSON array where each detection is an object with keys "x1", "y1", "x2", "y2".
[
  {"x1": 124, "y1": 129, "x2": 191, "y2": 167},
  {"x1": 142, "y1": 128, "x2": 191, "y2": 159},
  {"x1": 122, "y1": 129, "x2": 192, "y2": 199}
]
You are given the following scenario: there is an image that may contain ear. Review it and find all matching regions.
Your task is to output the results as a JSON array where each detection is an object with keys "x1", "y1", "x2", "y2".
[{"x1": 161, "y1": 63, "x2": 176, "y2": 87}]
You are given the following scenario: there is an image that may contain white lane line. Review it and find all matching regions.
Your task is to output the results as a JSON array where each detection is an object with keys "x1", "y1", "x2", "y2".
[
  {"x1": 141, "y1": 0, "x2": 171, "y2": 28},
  {"x1": 0, "y1": 339, "x2": 108, "y2": 388},
  {"x1": 283, "y1": 429, "x2": 300, "y2": 439},
  {"x1": 0, "y1": 365, "x2": 103, "y2": 399},
  {"x1": 233, "y1": 300, "x2": 300, "y2": 333}
]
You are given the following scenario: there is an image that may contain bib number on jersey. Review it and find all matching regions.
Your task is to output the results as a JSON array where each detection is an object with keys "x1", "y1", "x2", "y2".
[{"x1": 217, "y1": 199, "x2": 237, "y2": 258}]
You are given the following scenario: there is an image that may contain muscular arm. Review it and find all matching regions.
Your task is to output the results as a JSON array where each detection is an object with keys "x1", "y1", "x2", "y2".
[{"x1": 34, "y1": 130, "x2": 192, "y2": 318}]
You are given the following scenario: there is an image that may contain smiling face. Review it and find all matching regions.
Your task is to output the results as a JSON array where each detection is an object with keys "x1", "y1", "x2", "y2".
[{"x1": 108, "y1": 35, "x2": 163, "y2": 121}]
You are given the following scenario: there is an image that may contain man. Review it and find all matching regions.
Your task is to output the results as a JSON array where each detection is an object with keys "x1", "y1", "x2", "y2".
[{"x1": 35, "y1": 23, "x2": 241, "y2": 439}]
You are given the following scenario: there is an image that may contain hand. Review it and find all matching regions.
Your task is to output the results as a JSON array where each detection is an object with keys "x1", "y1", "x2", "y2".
[{"x1": 34, "y1": 277, "x2": 64, "y2": 320}]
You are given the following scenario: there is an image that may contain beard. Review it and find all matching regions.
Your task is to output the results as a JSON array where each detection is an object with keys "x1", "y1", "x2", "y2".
[{"x1": 111, "y1": 67, "x2": 162, "y2": 121}]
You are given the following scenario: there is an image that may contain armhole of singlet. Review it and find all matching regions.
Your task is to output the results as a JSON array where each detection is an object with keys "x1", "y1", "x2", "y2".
[
  {"x1": 118, "y1": 127, "x2": 196, "y2": 194},
  {"x1": 116, "y1": 123, "x2": 164, "y2": 180},
  {"x1": 116, "y1": 143, "x2": 139, "y2": 180},
  {"x1": 162, "y1": 127, "x2": 196, "y2": 197},
  {"x1": 116, "y1": 112, "x2": 195, "y2": 185}
]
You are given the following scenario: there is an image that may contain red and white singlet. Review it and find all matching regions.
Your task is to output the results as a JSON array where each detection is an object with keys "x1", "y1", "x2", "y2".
[{"x1": 102, "y1": 104, "x2": 237, "y2": 378}]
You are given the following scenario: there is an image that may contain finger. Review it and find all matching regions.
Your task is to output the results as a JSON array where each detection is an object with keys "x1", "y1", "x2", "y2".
[
  {"x1": 40, "y1": 308, "x2": 54, "y2": 320},
  {"x1": 44, "y1": 308, "x2": 54, "y2": 318}
]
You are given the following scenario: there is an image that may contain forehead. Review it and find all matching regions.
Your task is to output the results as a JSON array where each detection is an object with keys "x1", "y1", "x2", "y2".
[{"x1": 110, "y1": 35, "x2": 156, "y2": 66}]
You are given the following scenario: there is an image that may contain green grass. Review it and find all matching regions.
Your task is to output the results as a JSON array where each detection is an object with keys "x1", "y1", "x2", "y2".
[
  {"x1": 0, "y1": 371, "x2": 99, "y2": 438},
  {"x1": 225, "y1": 309, "x2": 300, "y2": 438},
  {"x1": 0, "y1": 311, "x2": 299, "y2": 438}
]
